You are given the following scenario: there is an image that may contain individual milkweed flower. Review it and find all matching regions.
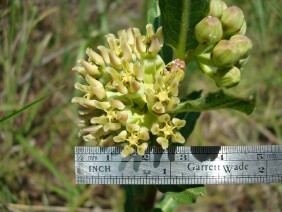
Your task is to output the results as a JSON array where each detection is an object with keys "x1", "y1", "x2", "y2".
[
  {"x1": 113, "y1": 124, "x2": 149, "y2": 157},
  {"x1": 151, "y1": 114, "x2": 186, "y2": 149},
  {"x1": 135, "y1": 24, "x2": 164, "y2": 58},
  {"x1": 74, "y1": 75, "x2": 106, "y2": 100},
  {"x1": 90, "y1": 99, "x2": 128, "y2": 132},
  {"x1": 72, "y1": 24, "x2": 186, "y2": 157}
]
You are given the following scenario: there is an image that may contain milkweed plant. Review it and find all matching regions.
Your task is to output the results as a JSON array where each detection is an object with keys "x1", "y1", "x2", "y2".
[{"x1": 72, "y1": 0, "x2": 255, "y2": 210}]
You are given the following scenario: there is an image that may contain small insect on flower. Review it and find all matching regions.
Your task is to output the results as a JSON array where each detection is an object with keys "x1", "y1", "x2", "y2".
[{"x1": 163, "y1": 59, "x2": 186, "y2": 75}]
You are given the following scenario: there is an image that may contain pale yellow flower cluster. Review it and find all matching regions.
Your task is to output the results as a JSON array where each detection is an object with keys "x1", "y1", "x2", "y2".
[{"x1": 72, "y1": 24, "x2": 186, "y2": 157}]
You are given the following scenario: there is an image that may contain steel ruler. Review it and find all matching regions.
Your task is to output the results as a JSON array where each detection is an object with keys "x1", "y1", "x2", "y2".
[{"x1": 74, "y1": 145, "x2": 282, "y2": 184}]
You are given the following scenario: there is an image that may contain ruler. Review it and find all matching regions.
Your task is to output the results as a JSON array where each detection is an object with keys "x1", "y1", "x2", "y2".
[{"x1": 74, "y1": 145, "x2": 282, "y2": 184}]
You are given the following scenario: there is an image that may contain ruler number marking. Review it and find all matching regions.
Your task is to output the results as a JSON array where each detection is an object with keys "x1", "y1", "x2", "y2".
[
  {"x1": 76, "y1": 155, "x2": 84, "y2": 161},
  {"x1": 258, "y1": 166, "x2": 265, "y2": 174},
  {"x1": 143, "y1": 169, "x2": 151, "y2": 175},
  {"x1": 142, "y1": 154, "x2": 149, "y2": 161},
  {"x1": 257, "y1": 153, "x2": 277, "y2": 160},
  {"x1": 179, "y1": 154, "x2": 188, "y2": 161}
]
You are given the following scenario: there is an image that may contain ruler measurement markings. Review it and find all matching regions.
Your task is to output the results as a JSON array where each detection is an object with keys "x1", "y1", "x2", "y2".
[
  {"x1": 76, "y1": 147, "x2": 282, "y2": 162},
  {"x1": 75, "y1": 175, "x2": 282, "y2": 185},
  {"x1": 75, "y1": 145, "x2": 282, "y2": 184}
]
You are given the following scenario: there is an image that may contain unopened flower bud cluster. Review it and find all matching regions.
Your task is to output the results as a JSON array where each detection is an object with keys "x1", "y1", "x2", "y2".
[
  {"x1": 72, "y1": 24, "x2": 186, "y2": 157},
  {"x1": 194, "y1": 0, "x2": 252, "y2": 88}
]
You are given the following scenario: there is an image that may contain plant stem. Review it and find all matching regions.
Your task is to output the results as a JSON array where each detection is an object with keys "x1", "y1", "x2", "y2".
[
  {"x1": 143, "y1": 185, "x2": 158, "y2": 210},
  {"x1": 176, "y1": 0, "x2": 189, "y2": 59},
  {"x1": 123, "y1": 185, "x2": 157, "y2": 212}
]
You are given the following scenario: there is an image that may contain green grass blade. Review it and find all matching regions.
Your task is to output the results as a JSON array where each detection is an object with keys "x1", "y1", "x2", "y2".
[
  {"x1": 46, "y1": 183, "x2": 73, "y2": 200},
  {"x1": 15, "y1": 134, "x2": 78, "y2": 197},
  {"x1": 0, "y1": 86, "x2": 65, "y2": 124}
]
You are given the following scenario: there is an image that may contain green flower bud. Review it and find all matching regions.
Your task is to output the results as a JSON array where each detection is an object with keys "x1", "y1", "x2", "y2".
[
  {"x1": 209, "y1": 0, "x2": 224, "y2": 18},
  {"x1": 238, "y1": 20, "x2": 246, "y2": 35},
  {"x1": 230, "y1": 34, "x2": 252, "y2": 59},
  {"x1": 221, "y1": 6, "x2": 244, "y2": 36},
  {"x1": 195, "y1": 16, "x2": 223, "y2": 45},
  {"x1": 214, "y1": 66, "x2": 241, "y2": 88},
  {"x1": 211, "y1": 40, "x2": 240, "y2": 67}
]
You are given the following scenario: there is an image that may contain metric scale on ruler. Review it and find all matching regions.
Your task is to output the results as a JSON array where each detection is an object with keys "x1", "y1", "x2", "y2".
[{"x1": 74, "y1": 145, "x2": 282, "y2": 184}]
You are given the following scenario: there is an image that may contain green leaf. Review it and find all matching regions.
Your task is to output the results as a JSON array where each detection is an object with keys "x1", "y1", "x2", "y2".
[
  {"x1": 147, "y1": 0, "x2": 160, "y2": 25},
  {"x1": 156, "y1": 185, "x2": 207, "y2": 205},
  {"x1": 0, "y1": 86, "x2": 65, "y2": 124},
  {"x1": 173, "y1": 89, "x2": 256, "y2": 115},
  {"x1": 153, "y1": 194, "x2": 180, "y2": 212},
  {"x1": 159, "y1": 0, "x2": 209, "y2": 58},
  {"x1": 177, "y1": 91, "x2": 202, "y2": 141}
]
